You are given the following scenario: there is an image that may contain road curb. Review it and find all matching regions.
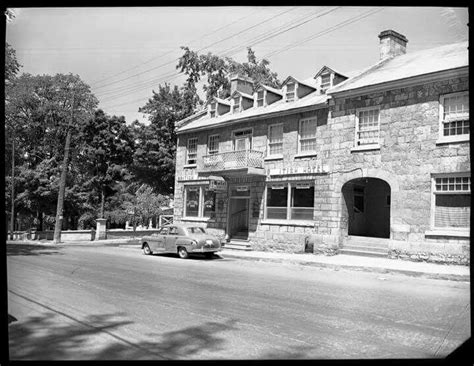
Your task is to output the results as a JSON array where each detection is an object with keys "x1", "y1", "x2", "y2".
[{"x1": 221, "y1": 252, "x2": 471, "y2": 282}]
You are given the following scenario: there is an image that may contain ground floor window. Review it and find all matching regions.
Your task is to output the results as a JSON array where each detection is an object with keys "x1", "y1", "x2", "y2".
[
  {"x1": 432, "y1": 174, "x2": 470, "y2": 229},
  {"x1": 266, "y1": 182, "x2": 314, "y2": 220},
  {"x1": 184, "y1": 185, "x2": 216, "y2": 219}
]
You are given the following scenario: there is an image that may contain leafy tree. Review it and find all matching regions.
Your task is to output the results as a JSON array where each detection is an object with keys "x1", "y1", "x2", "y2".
[
  {"x1": 177, "y1": 46, "x2": 281, "y2": 101},
  {"x1": 5, "y1": 42, "x2": 21, "y2": 85},
  {"x1": 134, "y1": 83, "x2": 198, "y2": 194},
  {"x1": 77, "y1": 109, "x2": 135, "y2": 218}
]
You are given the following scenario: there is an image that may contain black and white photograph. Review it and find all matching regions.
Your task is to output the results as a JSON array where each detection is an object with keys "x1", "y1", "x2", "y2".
[{"x1": 4, "y1": 6, "x2": 470, "y2": 361}]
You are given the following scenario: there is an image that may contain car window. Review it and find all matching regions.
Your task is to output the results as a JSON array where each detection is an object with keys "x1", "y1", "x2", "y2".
[
  {"x1": 187, "y1": 227, "x2": 206, "y2": 234},
  {"x1": 169, "y1": 227, "x2": 178, "y2": 235},
  {"x1": 160, "y1": 227, "x2": 169, "y2": 235}
]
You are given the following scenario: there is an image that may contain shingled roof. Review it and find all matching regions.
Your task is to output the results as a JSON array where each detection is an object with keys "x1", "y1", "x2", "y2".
[{"x1": 328, "y1": 41, "x2": 468, "y2": 95}]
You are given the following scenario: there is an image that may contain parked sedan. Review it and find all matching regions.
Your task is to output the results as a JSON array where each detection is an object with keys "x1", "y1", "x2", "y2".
[{"x1": 141, "y1": 224, "x2": 221, "y2": 259}]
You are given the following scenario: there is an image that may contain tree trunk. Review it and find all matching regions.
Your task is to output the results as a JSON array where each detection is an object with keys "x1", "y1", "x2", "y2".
[
  {"x1": 100, "y1": 186, "x2": 105, "y2": 219},
  {"x1": 10, "y1": 136, "x2": 15, "y2": 240},
  {"x1": 53, "y1": 127, "x2": 72, "y2": 244}
]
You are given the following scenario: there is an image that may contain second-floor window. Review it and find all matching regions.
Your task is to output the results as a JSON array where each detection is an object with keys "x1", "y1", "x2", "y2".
[
  {"x1": 257, "y1": 90, "x2": 265, "y2": 107},
  {"x1": 208, "y1": 134, "x2": 219, "y2": 155},
  {"x1": 268, "y1": 124, "x2": 283, "y2": 156},
  {"x1": 356, "y1": 108, "x2": 380, "y2": 146},
  {"x1": 233, "y1": 129, "x2": 252, "y2": 151},
  {"x1": 439, "y1": 91, "x2": 469, "y2": 141},
  {"x1": 286, "y1": 83, "x2": 295, "y2": 102},
  {"x1": 320, "y1": 73, "x2": 331, "y2": 93},
  {"x1": 186, "y1": 137, "x2": 198, "y2": 165},
  {"x1": 299, "y1": 117, "x2": 317, "y2": 153}
]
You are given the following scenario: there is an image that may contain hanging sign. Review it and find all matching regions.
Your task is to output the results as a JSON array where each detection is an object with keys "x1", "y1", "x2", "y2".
[
  {"x1": 271, "y1": 184, "x2": 285, "y2": 190},
  {"x1": 236, "y1": 185, "x2": 249, "y2": 192},
  {"x1": 209, "y1": 179, "x2": 227, "y2": 191},
  {"x1": 296, "y1": 183, "x2": 311, "y2": 189}
]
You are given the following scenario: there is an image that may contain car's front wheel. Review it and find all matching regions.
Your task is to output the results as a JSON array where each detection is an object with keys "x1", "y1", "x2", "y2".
[
  {"x1": 178, "y1": 246, "x2": 189, "y2": 259},
  {"x1": 143, "y1": 243, "x2": 152, "y2": 255}
]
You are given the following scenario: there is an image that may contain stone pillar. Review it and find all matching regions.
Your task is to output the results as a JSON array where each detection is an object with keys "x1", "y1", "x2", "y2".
[
  {"x1": 148, "y1": 218, "x2": 153, "y2": 229},
  {"x1": 96, "y1": 218, "x2": 107, "y2": 240}
]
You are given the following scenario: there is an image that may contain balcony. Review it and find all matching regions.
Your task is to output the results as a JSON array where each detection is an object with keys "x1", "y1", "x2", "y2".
[{"x1": 199, "y1": 150, "x2": 265, "y2": 177}]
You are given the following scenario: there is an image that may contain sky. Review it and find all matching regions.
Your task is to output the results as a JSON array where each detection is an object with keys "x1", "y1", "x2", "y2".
[{"x1": 6, "y1": 6, "x2": 468, "y2": 125}]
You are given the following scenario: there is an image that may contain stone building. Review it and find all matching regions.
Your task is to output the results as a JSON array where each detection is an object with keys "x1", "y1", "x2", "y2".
[{"x1": 173, "y1": 30, "x2": 469, "y2": 264}]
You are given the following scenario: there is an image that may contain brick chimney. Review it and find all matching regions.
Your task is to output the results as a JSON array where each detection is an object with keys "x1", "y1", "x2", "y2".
[
  {"x1": 378, "y1": 30, "x2": 408, "y2": 60},
  {"x1": 230, "y1": 74, "x2": 254, "y2": 95}
]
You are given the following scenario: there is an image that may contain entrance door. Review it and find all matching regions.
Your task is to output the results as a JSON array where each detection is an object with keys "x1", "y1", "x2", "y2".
[
  {"x1": 229, "y1": 198, "x2": 249, "y2": 239},
  {"x1": 233, "y1": 129, "x2": 252, "y2": 151}
]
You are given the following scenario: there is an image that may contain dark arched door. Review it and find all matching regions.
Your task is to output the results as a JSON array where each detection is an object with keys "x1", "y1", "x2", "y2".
[{"x1": 342, "y1": 178, "x2": 390, "y2": 238}]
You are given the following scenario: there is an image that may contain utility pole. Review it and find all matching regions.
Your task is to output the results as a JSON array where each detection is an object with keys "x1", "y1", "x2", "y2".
[
  {"x1": 53, "y1": 89, "x2": 74, "y2": 244},
  {"x1": 10, "y1": 134, "x2": 15, "y2": 240}
]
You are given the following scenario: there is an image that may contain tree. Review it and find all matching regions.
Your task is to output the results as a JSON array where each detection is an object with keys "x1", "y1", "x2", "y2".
[
  {"x1": 78, "y1": 109, "x2": 135, "y2": 218},
  {"x1": 134, "y1": 83, "x2": 198, "y2": 194},
  {"x1": 177, "y1": 46, "x2": 281, "y2": 101},
  {"x1": 5, "y1": 42, "x2": 21, "y2": 85}
]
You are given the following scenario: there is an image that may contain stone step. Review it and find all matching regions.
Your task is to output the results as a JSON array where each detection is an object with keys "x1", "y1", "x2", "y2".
[
  {"x1": 345, "y1": 235, "x2": 390, "y2": 249},
  {"x1": 339, "y1": 248, "x2": 388, "y2": 258},
  {"x1": 343, "y1": 244, "x2": 388, "y2": 254},
  {"x1": 224, "y1": 239, "x2": 252, "y2": 251}
]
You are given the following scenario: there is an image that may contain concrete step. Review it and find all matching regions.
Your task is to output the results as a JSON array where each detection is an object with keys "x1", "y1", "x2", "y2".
[
  {"x1": 339, "y1": 248, "x2": 388, "y2": 258},
  {"x1": 345, "y1": 235, "x2": 390, "y2": 249},
  {"x1": 224, "y1": 239, "x2": 252, "y2": 251},
  {"x1": 343, "y1": 244, "x2": 388, "y2": 254}
]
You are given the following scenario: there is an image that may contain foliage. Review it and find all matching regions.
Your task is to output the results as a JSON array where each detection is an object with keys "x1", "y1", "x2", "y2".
[
  {"x1": 5, "y1": 42, "x2": 21, "y2": 84},
  {"x1": 177, "y1": 47, "x2": 281, "y2": 101}
]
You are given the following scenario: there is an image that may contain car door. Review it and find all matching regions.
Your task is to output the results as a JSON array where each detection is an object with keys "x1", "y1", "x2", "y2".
[
  {"x1": 151, "y1": 227, "x2": 168, "y2": 252},
  {"x1": 166, "y1": 226, "x2": 179, "y2": 252}
]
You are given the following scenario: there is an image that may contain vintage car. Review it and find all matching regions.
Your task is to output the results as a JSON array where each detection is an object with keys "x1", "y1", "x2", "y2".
[{"x1": 140, "y1": 224, "x2": 221, "y2": 259}]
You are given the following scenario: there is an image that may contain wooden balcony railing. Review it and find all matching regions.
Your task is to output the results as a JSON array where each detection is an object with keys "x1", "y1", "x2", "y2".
[{"x1": 200, "y1": 150, "x2": 264, "y2": 172}]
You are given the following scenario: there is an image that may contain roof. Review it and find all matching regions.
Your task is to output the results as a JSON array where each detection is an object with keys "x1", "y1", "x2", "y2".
[
  {"x1": 314, "y1": 65, "x2": 347, "y2": 79},
  {"x1": 328, "y1": 41, "x2": 468, "y2": 95},
  {"x1": 177, "y1": 92, "x2": 329, "y2": 133},
  {"x1": 282, "y1": 76, "x2": 317, "y2": 90},
  {"x1": 214, "y1": 97, "x2": 231, "y2": 106},
  {"x1": 230, "y1": 90, "x2": 254, "y2": 100},
  {"x1": 260, "y1": 84, "x2": 283, "y2": 96}
]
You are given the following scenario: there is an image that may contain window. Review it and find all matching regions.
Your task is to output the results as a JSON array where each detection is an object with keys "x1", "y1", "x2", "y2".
[
  {"x1": 439, "y1": 92, "x2": 469, "y2": 142},
  {"x1": 268, "y1": 124, "x2": 283, "y2": 156},
  {"x1": 186, "y1": 137, "x2": 198, "y2": 165},
  {"x1": 299, "y1": 117, "x2": 317, "y2": 153},
  {"x1": 208, "y1": 134, "x2": 219, "y2": 155},
  {"x1": 286, "y1": 83, "x2": 295, "y2": 102},
  {"x1": 266, "y1": 182, "x2": 314, "y2": 220},
  {"x1": 184, "y1": 186, "x2": 216, "y2": 219},
  {"x1": 257, "y1": 90, "x2": 265, "y2": 107},
  {"x1": 432, "y1": 174, "x2": 470, "y2": 229},
  {"x1": 356, "y1": 108, "x2": 380, "y2": 146},
  {"x1": 233, "y1": 129, "x2": 252, "y2": 151},
  {"x1": 209, "y1": 101, "x2": 217, "y2": 118},
  {"x1": 320, "y1": 73, "x2": 331, "y2": 93},
  {"x1": 233, "y1": 96, "x2": 240, "y2": 113}
]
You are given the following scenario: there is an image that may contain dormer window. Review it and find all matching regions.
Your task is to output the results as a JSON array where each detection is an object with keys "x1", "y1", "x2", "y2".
[
  {"x1": 232, "y1": 96, "x2": 240, "y2": 113},
  {"x1": 320, "y1": 73, "x2": 331, "y2": 94},
  {"x1": 257, "y1": 90, "x2": 265, "y2": 107},
  {"x1": 286, "y1": 83, "x2": 296, "y2": 102},
  {"x1": 209, "y1": 101, "x2": 217, "y2": 118}
]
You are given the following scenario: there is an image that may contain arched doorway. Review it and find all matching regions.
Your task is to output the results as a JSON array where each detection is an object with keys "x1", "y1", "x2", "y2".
[{"x1": 342, "y1": 178, "x2": 391, "y2": 239}]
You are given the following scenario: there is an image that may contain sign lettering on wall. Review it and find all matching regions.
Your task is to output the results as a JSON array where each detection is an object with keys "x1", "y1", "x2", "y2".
[{"x1": 268, "y1": 164, "x2": 327, "y2": 176}]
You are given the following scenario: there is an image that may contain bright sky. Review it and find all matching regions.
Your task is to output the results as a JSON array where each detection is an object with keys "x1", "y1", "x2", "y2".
[{"x1": 6, "y1": 6, "x2": 468, "y2": 124}]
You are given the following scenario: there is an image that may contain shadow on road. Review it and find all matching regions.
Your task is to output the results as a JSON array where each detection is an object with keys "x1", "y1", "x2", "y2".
[
  {"x1": 7, "y1": 244, "x2": 64, "y2": 257},
  {"x1": 8, "y1": 310, "x2": 238, "y2": 360}
]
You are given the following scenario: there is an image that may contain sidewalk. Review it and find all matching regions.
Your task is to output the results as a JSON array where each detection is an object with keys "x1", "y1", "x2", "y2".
[{"x1": 6, "y1": 239, "x2": 470, "y2": 282}]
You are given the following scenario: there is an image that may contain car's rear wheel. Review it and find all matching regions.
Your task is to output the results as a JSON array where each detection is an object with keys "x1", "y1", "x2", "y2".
[
  {"x1": 143, "y1": 243, "x2": 152, "y2": 255},
  {"x1": 178, "y1": 247, "x2": 189, "y2": 259}
]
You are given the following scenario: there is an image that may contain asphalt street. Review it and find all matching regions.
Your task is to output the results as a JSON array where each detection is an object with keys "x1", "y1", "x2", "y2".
[{"x1": 7, "y1": 243, "x2": 470, "y2": 360}]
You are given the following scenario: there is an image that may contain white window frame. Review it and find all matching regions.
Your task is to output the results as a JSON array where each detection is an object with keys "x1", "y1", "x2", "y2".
[
  {"x1": 209, "y1": 101, "x2": 217, "y2": 118},
  {"x1": 186, "y1": 137, "x2": 198, "y2": 166},
  {"x1": 264, "y1": 181, "x2": 315, "y2": 221},
  {"x1": 256, "y1": 89, "x2": 265, "y2": 107},
  {"x1": 232, "y1": 96, "x2": 241, "y2": 113},
  {"x1": 267, "y1": 123, "x2": 283, "y2": 158},
  {"x1": 320, "y1": 73, "x2": 332, "y2": 94},
  {"x1": 437, "y1": 91, "x2": 469, "y2": 144},
  {"x1": 232, "y1": 128, "x2": 253, "y2": 151},
  {"x1": 286, "y1": 82, "x2": 296, "y2": 102},
  {"x1": 430, "y1": 172, "x2": 470, "y2": 231},
  {"x1": 208, "y1": 134, "x2": 220, "y2": 155},
  {"x1": 298, "y1": 117, "x2": 317, "y2": 155},
  {"x1": 354, "y1": 106, "x2": 381, "y2": 150},
  {"x1": 184, "y1": 185, "x2": 216, "y2": 219}
]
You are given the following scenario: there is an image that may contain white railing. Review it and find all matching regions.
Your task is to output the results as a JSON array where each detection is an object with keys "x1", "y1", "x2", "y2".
[
  {"x1": 159, "y1": 215, "x2": 173, "y2": 227},
  {"x1": 201, "y1": 150, "x2": 264, "y2": 172}
]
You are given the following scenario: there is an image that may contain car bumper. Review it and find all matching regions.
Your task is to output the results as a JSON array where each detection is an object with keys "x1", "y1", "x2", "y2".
[{"x1": 191, "y1": 247, "x2": 221, "y2": 253}]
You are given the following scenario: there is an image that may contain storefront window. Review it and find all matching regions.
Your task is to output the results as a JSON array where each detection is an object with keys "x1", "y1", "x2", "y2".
[
  {"x1": 203, "y1": 188, "x2": 216, "y2": 218},
  {"x1": 185, "y1": 187, "x2": 199, "y2": 217},
  {"x1": 291, "y1": 184, "x2": 314, "y2": 220},
  {"x1": 266, "y1": 185, "x2": 288, "y2": 219}
]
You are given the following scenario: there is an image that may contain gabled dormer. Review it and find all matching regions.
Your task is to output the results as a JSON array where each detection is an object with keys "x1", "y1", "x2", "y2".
[
  {"x1": 254, "y1": 85, "x2": 283, "y2": 107},
  {"x1": 207, "y1": 97, "x2": 231, "y2": 118},
  {"x1": 282, "y1": 76, "x2": 317, "y2": 102},
  {"x1": 314, "y1": 66, "x2": 348, "y2": 94},
  {"x1": 230, "y1": 90, "x2": 254, "y2": 114}
]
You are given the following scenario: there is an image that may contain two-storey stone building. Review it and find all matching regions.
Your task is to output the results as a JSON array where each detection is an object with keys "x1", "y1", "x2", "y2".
[{"x1": 173, "y1": 30, "x2": 469, "y2": 264}]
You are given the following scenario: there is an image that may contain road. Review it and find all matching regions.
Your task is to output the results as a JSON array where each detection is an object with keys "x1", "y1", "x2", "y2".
[{"x1": 7, "y1": 243, "x2": 470, "y2": 360}]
